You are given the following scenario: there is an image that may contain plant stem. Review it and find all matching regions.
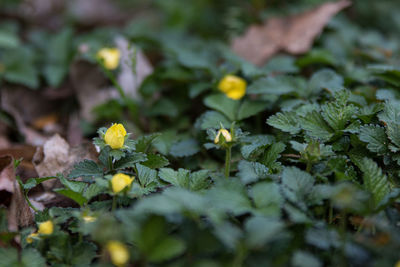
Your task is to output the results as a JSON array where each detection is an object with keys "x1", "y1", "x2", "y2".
[
  {"x1": 112, "y1": 195, "x2": 117, "y2": 212},
  {"x1": 225, "y1": 146, "x2": 231, "y2": 178},
  {"x1": 306, "y1": 160, "x2": 312, "y2": 173},
  {"x1": 108, "y1": 155, "x2": 113, "y2": 172},
  {"x1": 329, "y1": 204, "x2": 333, "y2": 224}
]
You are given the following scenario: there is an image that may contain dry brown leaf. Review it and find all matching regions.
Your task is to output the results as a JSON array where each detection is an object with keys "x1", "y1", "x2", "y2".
[
  {"x1": 0, "y1": 155, "x2": 34, "y2": 231},
  {"x1": 33, "y1": 134, "x2": 97, "y2": 190},
  {"x1": 232, "y1": 0, "x2": 351, "y2": 66}
]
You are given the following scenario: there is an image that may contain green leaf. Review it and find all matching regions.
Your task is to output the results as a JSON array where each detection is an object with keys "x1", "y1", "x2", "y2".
[
  {"x1": 250, "y1": 182, "x2": 283, "y2": 216},
  {"x1": 196, "y1": 111, "x2": 232, "y2": 130},
  {"x1": 248, "y1": 75, "x2": 301, "y2": 95},
  {"x1": 53, "y1": 188, "x2": 88, "y2": 206},
  {"x1": 114, "y1": 153, "x2": 147, "y2": 170},
  {"x1": 359, "y1": 125, "x2": 388, "y2": 154},
  {"x1": 20, "y1": 249, "x2": 47, "y2": 267},
  {"x1": 170, "y1": 139, "x2": 200, "y2": 157},
  {"x1": 245, "y1": 216, "x2": 284, "y2": 248},
  {"x1": 159, "y1": 168, "x2": 189, "y2": 188},
  {"x1": 70, "y1": 242, "x2": 97, "y2": 266},
  {"x1": 281, "y1": 167, "x2": 314, "y2": 209},
  {"x1": 58, "y1": 176, "x2": 86, "y2": 193},
  {"x1": 135, "y1": 133, "x2": 162, "y2": 153},
  {"x1": 69, "y1": 160, "x2": 103, "y2": 179},
  {"x1": 206, "y1": 179, "x2": 252, "y2": 215},
  {"x1": 136, "y1": 163, "x2": 158, "y2": 187},
  {"x1": 241, "y1": 135, "x2": 274, "y2": 159},
  {"x1": 189, "y1": 170, "x2": 210, "y2": 191},
  {"x1": 321, "y1": 92, "x2": 358, "y2": 130},
  {"x1": 378, "y1": 101, "x2": 400, "y2": 150},
  {"x1": 237, "y1": 100, "x2": 268, "y2": 120},
  {"x1": 147, "y1": 237, "x2": 186, "y2": 262},
  {"x1": 83, "y1": 184, "x2": 105, "y2": 201},
  {"x1": 0, "y1": 29, "x2": 19, "y2": 49},
  {"x1": 262, "y1": 142, "x2": 286, "y2": 171},
  {"x1": 357, "y1": 157, "x2": 391, "y2": 208},
  {"x1": 2, "y1": 46, "x2": 39, "y2": 89},
  {"x1": 204, "y1": 94, "x2": 240, "y2": 121},
  {"x1": 237, "y1": 160, "x2": 269, "y2": 185},
  {"x1": 309, "y1": 69, "x2": 343, "y2": 94},
  {"x1": 22, "y1": 176, "x2": 56, "y2": 190},
  {"x1": 141, "y1": 154, "x2": 169, "y2": 169},
  {"x1": 299, "y1": 111, "x2": 334, "y2": 141},
  {"x1": 267, "y1": 111, "x2": 300, "y2": 134},
  {"x1": 292, "y1": 251, "x2": 322, "y2": 267}
]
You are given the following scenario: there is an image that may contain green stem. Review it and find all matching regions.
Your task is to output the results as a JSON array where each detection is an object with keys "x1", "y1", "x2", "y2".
[
  {"x1": 306, "y1": 160, "x2": 312, "y2": 173},
  {"x1": 329, "y1": 204, "x2": 333, "y2": 224},
  {"x1": 99, "y1": 60, "x2": 141, "y2": 127},
  {"x1": 112, "y1": 195, "x2": 117, "y2": 212},
  {"x1": 108, "y1": 155, "x2": 113, "y2": 172},
  {"x1": 225, "y1": 146, "x2": 232, "y2": 178}
]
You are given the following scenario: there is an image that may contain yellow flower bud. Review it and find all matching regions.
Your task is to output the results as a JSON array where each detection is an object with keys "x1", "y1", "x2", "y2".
[
  {"x1": 214, "y1": 128, "x2": 232, "y2": 144},
  {"x1": 38, "y1": 220, "x2": 53, "y2": 235},
  {"x1": 111, "y1": 173, "x2": 134, "y2": 194},
  {"x1": 395, "y1": 260, "x2": 400, "y2": 267},
  {"x1": 97, "y1": 48, "x2": 121, "y2": 70},
  {"x1": 107, "y1": 241, "x2": 130, "y2": 267},
  {"x1": 218, "y1": 75, "x2": 247, "y2": 100},
  {"x1": 104, "y1": 123, "x2": 127, "y2": 149},
  {"x1": 82, "y1": 215, "x2": 97, "y2": 223},
  {"x1": 26, "y1": 232, "x2": 39, "y2": 244}
]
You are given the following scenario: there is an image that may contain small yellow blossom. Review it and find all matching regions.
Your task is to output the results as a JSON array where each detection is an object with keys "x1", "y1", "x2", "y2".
[
  {"x1": 26, "y1": 232, "x2": 39, "y2": 244},
  {"x1": 214, "y1": 128, "x2": 232, "y2": 144},
  {"x1": 395, "y1": 260, "x2": 400, "y2": 267},
  {"x1": 111, "y1": 173, "x2": 134, "y2": 194},
  {"x1": 107, "y1": 241, "x2": 130, "y2": 267},
  {"x1": 218, "y1": 75, "x2": 247, "y2": 100},
  {"x1": 38, "y1": 220, "x2": 53, "y2": 235},
  {"x1": 97, "y1": 48, "x2": 121, "y2": 70},
  {"x1": 82, "y1": 215, "x2": 97, "y2": 223},
  {"x1": 104, "y1": 123, "x2": 127, "y2": 149}
]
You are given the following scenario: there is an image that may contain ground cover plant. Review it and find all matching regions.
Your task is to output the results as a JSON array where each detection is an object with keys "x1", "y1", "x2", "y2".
[{"x1": 0, "y1": 0, "x2": 400, "y2": 266}]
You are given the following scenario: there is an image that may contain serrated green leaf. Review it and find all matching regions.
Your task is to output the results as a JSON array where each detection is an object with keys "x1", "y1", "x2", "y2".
[
  {"x1": 237, "y1": 160, "x2": 269, "y2": 185},
  {"x1": 189, "y1": 170, "x2": 210, "y2": 191},
  {"x1": 267, "y1": 111, "x2": 300, "y2": 134},
  {"x1": 299, "y1": 111, "x2": 334, "y2": 141},
  {"x1": 22, "y1": 176, "x2": 56, "y2": 190},
  {"x1": 204, "y1": 94, "x2": 240, "y2": 121},
  {"x1": 159, "y1": 168, "x2": 189, "y2": 188},
  {"x1": 281, "y1": 167, "x2": 314, "y2": 209},
  {"x1": 114, "y1": 153, "x2": 147, "y2": 170},
  {"x1": 359, "y1": 125, "x2": 388, "y2": 154},
  {"x1": 357, "y1": 157, "x2": 391, "y2": 208},
  {"x1": 136, "y1": 163, "x2": 158, "y2": 187},
  {"x1": 241, "y1": 135, "x2": 274, "y2": 159},
  {"x1": 69, "y1": 160, "x2": 103, "y2": 179},
  {"x1": 262, "y1": 142, "x2": 286, "y2": 171},
  {"x1": 135, "y1": 133, "x2": 162, "y2": 153},
  {"x1": 141, "y1": 154, "x2": 169, "y2": 169}
]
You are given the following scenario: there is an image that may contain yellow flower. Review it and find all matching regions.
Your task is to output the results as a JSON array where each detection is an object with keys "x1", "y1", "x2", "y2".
[
  {"x1": 82, "y1": 215, "x2": 97, "y2": 223},
  {"x1": 26, "y1": 232, "x2": 39, "y2": 244},
  {"x1": 218, "y1": 75, "x2": 247, "y2": 100},
  {"x1": 38, "y1": 220, "x2": 53, "y2": 235},
  {"x1": 97, "y1": 48, "x2": 121, "y2": 70},
  {"x1": 107, "y1": 241, "x2": 130, "y2": 267},
  {"x1": 111, "y1": 173, "x2": 134, "y2": 194},
  {"x1": 395, "y1": 260, "x2": 400, "y2": 267},
  {"x1": 104, "y1": 123, "x2": 127, "y2": 149},
  {"x1": 214, "y1": 128, "x2": 232, "y2": 144}
]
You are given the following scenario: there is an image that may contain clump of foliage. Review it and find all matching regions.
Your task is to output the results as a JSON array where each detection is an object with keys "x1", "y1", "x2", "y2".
[{"x1": 1, "y1": 0, "x2": 400, "y2": 266}]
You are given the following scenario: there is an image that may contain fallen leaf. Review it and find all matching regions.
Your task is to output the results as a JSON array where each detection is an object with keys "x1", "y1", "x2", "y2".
[
  {"x1": 33, "y1": 134, "x2": 97, "y2": 190},
  {"x1": 232, "y1": 0, "x2": 351, "y2": 65},
  {"x1": 0, "y1": 155, "x2": 34, "y2": 231}
]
